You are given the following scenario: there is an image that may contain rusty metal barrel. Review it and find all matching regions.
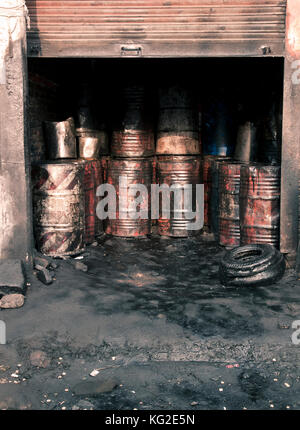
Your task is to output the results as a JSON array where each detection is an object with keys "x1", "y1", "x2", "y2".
[
  {"x1": 80, "y1": 160, "x2": 103, "y2": 244},
  {"x1": 240, "y1": 164, "x2": 280, "y2": 248},
  {"x1": 101, "y1": 155, "x2": 110, "y2": 183},
  {"x1": 105, "y1": 158, "x2": 152, "y2": 237},
  {"x1": 202, "y1": 155, "x2": 214, "y2": 231},
  {"x1": 156, "y1": 85, "x2": 200, "y2": 155},
  {"x1": 32, "y1": 160, "x2": 85, "y2": 256},
  {"x1": 111, "y1": 85, "x2": 155, "y2": 158},
  {"x1": 156, "y1": 155, "x2": 201, "y2": 237},
  {"x1": 43, "y1": 117, "x2": 77, "y2": 160},
  {"x1": 210, "y1": 156, "x2": 232, "y2": 240},
  {"x1": 219, "y1": 161, "x2": 244, "y2": 247}
]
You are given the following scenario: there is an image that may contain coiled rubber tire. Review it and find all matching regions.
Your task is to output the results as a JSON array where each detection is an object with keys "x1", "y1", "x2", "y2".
[{"x1": 219, "y1": 244, "x2": 286, "y2": 287}]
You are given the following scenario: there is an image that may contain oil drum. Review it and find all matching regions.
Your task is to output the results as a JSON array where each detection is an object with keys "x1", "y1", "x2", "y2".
[
  {"x1": 240, "y1": 164, "x2": 280, "y2": 248},
  {"x1": 219, "y1": 161, "x2": 244, "y2": 247},
  {"x1": 105, "y1": 158, "x2": 152, "y2": 237},
  {"x1": 101, "y1": 155, "x2": 110, "y2": 183},
  {"x1": 156, "y1": 155, "x2": 201, "y2": 237},
  {"x1": 156, "y1": 85, "x2": 200, "y2": 155},
  {"x1": 32, "y1": 160, "x2": 85, "y2": 256},
  {"x1": 202, "y1": 155, "x2": 214, "y2": 231},
  {"x1": 111, "y1": 85, "x2": 154, "y2": 158},
  {"x1": 43, "y1": 117, "x2": 77, "y2": 160},
  {"x1": 80, "y1": 160, "x2": 103, "y2": 244},
  {"x1": 210, "y1": 156, "x2": 232, "y2": 240}
]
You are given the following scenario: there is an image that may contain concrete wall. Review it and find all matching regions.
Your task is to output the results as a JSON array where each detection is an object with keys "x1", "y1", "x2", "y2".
[{"x1": 0, "y1": 1, "x2": 33, "y2": 263}]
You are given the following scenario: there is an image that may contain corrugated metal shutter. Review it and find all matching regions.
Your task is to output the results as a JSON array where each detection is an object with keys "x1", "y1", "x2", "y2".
[{"x1": 26, "y1": 0, "x2": 287, "y2": 57}]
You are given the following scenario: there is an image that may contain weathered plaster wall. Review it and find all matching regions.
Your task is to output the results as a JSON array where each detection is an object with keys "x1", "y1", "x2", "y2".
[{"x1": 0, "y1": 1, "x2": 32, "y2": 263}]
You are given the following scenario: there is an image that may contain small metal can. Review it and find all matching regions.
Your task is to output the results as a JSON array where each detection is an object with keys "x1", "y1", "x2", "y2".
[
  {"x1": 43, "y1": 117, "x2": 77, "y2": 160},
  {"x1": 78, "y1": 130, "x2": 109, "y2": 159}
]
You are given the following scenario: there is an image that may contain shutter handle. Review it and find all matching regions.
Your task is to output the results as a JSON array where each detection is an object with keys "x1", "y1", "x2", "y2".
[{"x1": 121, "y1": 45, "x2": 142, "y2": 57}]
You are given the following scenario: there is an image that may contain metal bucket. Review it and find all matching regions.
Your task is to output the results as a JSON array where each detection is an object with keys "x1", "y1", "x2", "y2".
[
  {"x1": 80, "y1": 160, "x2": 103, "y2": 244},
  {"x1": 156, "y1": 85, "x2": 200, "y2": 155},
  {"x1": 210, "y1": 156, "x2": 232, "y2": 240},
  {"x1": 32, "y1": 160, "x2": 85, "y2": 257},
  {"x1": 43, "y1": 117, "x2": 77, "y2": 160},
  {"x1": 78, "y1": 130, "x2": 109, "y2": 159},
  {"x1": 219, "y1": 161, "x2": 244, "y2": 247},
  {"x1": 156, "y1": 155, "x2": 201, "y2": 237},
  {"x1": 240, "y1": 164, "x2": 280, "y2": 248},
  {"x1": 105, "y1": 158, "x2": 152, "y2": 237},
  {"x1": 111, "y1": 85, "x2": 154, "y2": 158}
]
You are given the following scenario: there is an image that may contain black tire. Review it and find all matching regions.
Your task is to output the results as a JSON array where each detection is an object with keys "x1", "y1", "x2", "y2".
[{"x1": 219, "y1": 244, "x2": 285, "y2": 287}]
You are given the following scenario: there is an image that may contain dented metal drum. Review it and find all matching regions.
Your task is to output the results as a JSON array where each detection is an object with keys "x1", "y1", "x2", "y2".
[
  {"x1": 240, "y1": 164, "x2": 280, "y2": 248},
  {"x1": 111, "y1": 85, "x2": 155, "y2": 158},
  {"x1": 80, "y1": 160, "x2": 103, "y2": 244},
  {"x1": 105, "y1": 158, "x2": 152, "y2": 237},
  {"x1": 219, "y1": 161, "x2": 244, "y2": 247},
  {"x1": 43, "y1": 117, "x2": 77, "y2": 160},
  {"x1": 32, "y1": 161, "x2": 85, "y2": 257},
  {"x1": 157, "y1": 85, "x2": 200, "y2": 155},
  {"x1": 157, "y1": 155, "x2": 201, "y2": 237},
  {"x1": 210, "y1": 156, "x2": 232, "y2": 240}
]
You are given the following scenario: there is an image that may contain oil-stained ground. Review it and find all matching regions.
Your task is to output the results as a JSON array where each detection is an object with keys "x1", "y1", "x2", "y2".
[{"x1": 0, "y1": 234, "x2": 300, "y2": 410}]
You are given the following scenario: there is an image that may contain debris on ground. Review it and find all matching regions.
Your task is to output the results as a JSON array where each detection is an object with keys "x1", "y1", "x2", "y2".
[
  {"x1": 30, "y1": 351, "x2": 50, "y2": 369},
  {"x1": 74, "y1": 261, "x2": 88, "y2": 272},
  {"x1": 36, "y1": 268, "x2": 53, "y2": 285},
  {"x1": 0, "y1": 294, "x2": 25, "y2": 309}
]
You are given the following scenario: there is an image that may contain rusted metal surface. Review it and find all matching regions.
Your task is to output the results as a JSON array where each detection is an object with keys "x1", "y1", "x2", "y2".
[
  {"x1": 219, "y1": 161, "x2": 244, "y2": 247},
  {"x1": 101, "y1": 155, "x2": 110, "y2": 183},
  {"x1": 210, "y1": 156, "x2": 232, "y2": 240},
  {"x1": 105, "y1": 158, "x2": 152, "y2": 237},
  {"x1": 111, "y1": 85, "x2": 154, "y2": 158},
  {"x1": 234, "y1": 121, "x2": 258, "y2": 163},
  {"x1": 81, "y1": 160, "x2": 103, "y2": 244},
  {"x1": 43, "y1": 117, "x2": 77, "y2": 160},
  {"x1": 31, "y1": 161, "x2": 85, "y2": 256},
  {"x1": 78, "y1": 131, "x2": 109, "y2": 159},
  {"x1": 25, "y1": 1, "x2": 286, "y2": 58},
  {"x1": 240, "y1": 164, "x2": 280, "y2": 248},
  {"x1": 157, "y1": 155, "x2": 201, "y2": 237},
  {"x1": 156, "y1": 85, "x2": 200, "y2": 155},
  {"x1": 202, "y1": 155, "x2": 214, "y2": 231}
]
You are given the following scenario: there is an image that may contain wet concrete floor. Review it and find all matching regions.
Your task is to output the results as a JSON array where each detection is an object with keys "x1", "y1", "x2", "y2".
[{"x1": 0, "y1": 234, "x2": 300, "y2": 410}]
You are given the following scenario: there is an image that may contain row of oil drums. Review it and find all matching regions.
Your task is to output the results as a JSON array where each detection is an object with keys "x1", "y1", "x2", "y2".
[
  {"x1": 31, "y1": 155, "x2": 280, "y2": 257},
  {"x1": 31, "y1": 156, "x2": 201, "y2": 257},
  {"x1": 203, "y1": 156, "x2": 281, "y2": 248}
]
